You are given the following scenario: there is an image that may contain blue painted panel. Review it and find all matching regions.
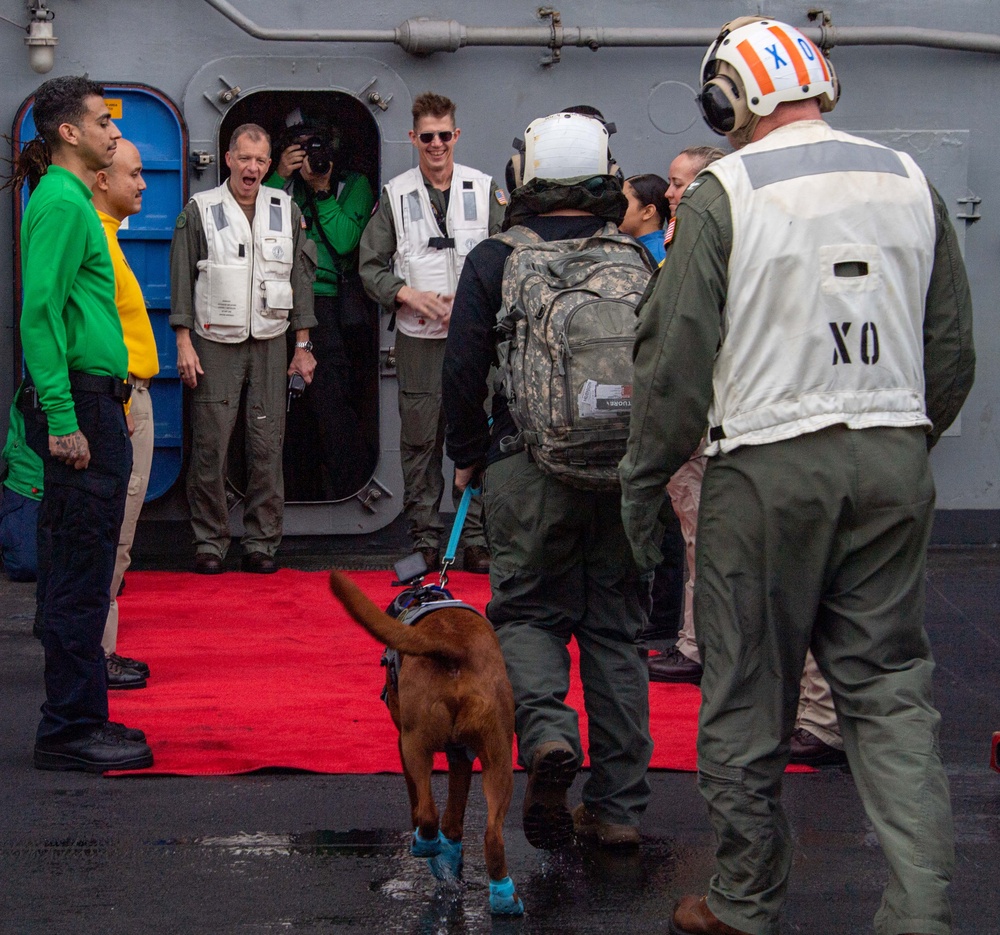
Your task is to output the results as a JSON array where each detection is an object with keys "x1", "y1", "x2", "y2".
[{"x1": 17, "y1": 85, "x2": 187, "y2": 502}]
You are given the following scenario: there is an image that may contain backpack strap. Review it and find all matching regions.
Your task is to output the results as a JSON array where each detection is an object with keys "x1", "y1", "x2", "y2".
[
  {"x1": 582, "y1": 222, "x2": 658, "y2": 270},
  {"x1": 493, "y1": 225, "x2": 545, "y2": 250},
  {"x1": 498, "y1": 223, "x2": 650, "y2": 262},
  {"x1": 590, "y1": 221, "x2": 649, "y2": 249}
]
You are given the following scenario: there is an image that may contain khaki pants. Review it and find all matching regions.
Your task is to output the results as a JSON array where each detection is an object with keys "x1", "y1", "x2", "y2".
[
  {"x1": 797, "y1": 649, "x2": 842, "y2": 750},
  {"x1": 695, "y1": 426, "x2": 953, "y2": 935},
  {"x1": 395, "y1": 331, "x2": 484, "y2": 551},
  {"x1": 667, "y1": 453, "x2": 705, "y2": 663},
  {"x1": 102, "y1": 379, "x2": 154, "y2": 654},
  {"x1": 186, "y1": 334, "x2": 286, "y2": 559}
]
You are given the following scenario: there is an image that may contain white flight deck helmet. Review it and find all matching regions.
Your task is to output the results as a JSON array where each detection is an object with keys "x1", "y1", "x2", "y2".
[
  {"x1": 521, "y1": 112, "x2": 610, "y2": 185},
  {"x1": 697, "y1": 17, "x2": 839, "y2": 143}
]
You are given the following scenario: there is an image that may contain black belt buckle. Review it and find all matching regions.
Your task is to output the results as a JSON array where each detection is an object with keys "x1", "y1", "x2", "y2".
[{"x1": 68, "y1": 371, "x2": 132, "y2": 403}]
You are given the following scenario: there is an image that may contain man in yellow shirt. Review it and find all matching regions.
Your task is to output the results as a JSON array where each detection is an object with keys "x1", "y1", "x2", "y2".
[{"x1": 91, "y1": 138, "x2": 158, "y2": 690}]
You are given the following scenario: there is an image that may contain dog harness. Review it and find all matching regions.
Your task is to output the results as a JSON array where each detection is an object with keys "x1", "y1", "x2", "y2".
[{"x1": 381, "y1": 588, "x2": 484, "y2": 764}]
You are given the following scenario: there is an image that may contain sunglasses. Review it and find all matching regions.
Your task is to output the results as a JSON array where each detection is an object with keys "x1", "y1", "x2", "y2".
[{"x1": 417, "y1": 131, "x2": 455, "y2": 144}]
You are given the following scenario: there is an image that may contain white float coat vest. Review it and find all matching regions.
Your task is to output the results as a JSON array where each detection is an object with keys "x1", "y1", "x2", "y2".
[
  {"x1": 702, "y1": 121, "x2": 936, "y2": 455},
  {"x1": 385, "y1": 165, "x2": 492, "y2": 339},
  {"x1": 190, "y1": 181, "x2": 296, "y2": 343}
]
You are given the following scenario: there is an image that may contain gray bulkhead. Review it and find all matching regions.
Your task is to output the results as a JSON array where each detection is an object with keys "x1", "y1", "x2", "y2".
[{"x1": 1, "y1": 0, "x2": 997, "y2": 542}]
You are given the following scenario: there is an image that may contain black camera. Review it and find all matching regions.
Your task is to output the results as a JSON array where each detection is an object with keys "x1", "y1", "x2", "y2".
[{"x1": 300, "y1": 135, "x2": 334, "y2": 176}]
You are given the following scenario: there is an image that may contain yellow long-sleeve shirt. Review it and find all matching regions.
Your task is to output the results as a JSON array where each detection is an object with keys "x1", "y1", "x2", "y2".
[{"x1": 98, "y1": 210, "x2": 159, "y2": 380}]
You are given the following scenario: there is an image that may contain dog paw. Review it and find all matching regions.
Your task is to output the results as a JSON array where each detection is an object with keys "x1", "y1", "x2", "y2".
[
  {"x1": 411, "y1": 829, "x2": 443, "y2": 858},
  {"x1": 489, "y1": 876, "x2": 525, "y2": 916},
  {"x1": 427, "y1": 836, "x2": 463, "y2": 881}
]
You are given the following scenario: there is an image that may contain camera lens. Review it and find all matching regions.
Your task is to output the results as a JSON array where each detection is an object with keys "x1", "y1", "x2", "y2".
[{"x1": 303, "y1": 135, "x2": 332, "y2": 176}]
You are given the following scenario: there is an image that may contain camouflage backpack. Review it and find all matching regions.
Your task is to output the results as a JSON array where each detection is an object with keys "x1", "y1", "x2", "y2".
[{"x1": 494, "y1": 223, "x2": 654, "y2": 491}]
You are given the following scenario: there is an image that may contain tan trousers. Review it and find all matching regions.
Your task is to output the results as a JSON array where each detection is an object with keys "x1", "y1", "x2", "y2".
[
  {"x1": 667, "y1": 454, "x2": 706, "y2": 663},
  {"x1": 101, "y1": 379, "x2": 153, "y2": 655},
  {"x1": 395, "y1": 331, "x2": 485, "y2": 550},
  {"x1": 798, "y1": 649, "x2": 843, "y2": 749},
  {"x1": 186, "y1": 335, "x2": 286, "y2": 558}
]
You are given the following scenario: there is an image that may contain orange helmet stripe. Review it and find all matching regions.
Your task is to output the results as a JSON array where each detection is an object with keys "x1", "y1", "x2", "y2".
[
  {"x1": 807, "y1": 37, "x2": 831, "y2": 80},
  {"x1": 768, "y1": 25, "x2": 811, "y2": 85},
  {"x1": 737, "y1": 39, "x2": 775, "y2": 95}
]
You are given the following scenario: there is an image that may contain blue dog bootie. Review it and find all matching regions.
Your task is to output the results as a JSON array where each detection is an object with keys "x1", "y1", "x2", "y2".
[
  {"x1": 489, "y1": 876, "x2": 524, "y2": 915},
  {"x1": 427, "y1": 835, "x2": 463, "y2": 881},
  {"x1": 411, "y1": 828, "x2": 444, "y2": 858}
]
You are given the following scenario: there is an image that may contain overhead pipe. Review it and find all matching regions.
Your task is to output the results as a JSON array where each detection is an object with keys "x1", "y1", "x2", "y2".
[{"x1": 201, "y1": 0, "x2": 1000, "y2": 57}]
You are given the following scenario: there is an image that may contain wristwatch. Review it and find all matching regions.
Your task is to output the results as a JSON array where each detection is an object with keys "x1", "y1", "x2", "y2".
[{"x1": 294, "y1": 340, "x2": 314, "y2": 352}]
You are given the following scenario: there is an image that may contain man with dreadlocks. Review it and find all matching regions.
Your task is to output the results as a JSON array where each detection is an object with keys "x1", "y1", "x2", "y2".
[{"x1": 12, "y1": 75, "x2": 153, "y2": 773}]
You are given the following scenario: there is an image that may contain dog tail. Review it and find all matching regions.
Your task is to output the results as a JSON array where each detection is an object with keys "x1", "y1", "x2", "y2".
[{"x1": 328, "y1": 570, "x2": 467, "y2": 662}]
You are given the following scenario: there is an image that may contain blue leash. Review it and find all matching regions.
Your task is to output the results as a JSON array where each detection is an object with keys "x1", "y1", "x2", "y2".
[{"x1": 440, "y1": 484, "x2": 480, "y2": 588}]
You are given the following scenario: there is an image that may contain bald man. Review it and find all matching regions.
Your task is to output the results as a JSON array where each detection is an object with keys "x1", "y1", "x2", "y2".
[{"x1": 91, "y1": 139, "x2": 158, "y2": 690}]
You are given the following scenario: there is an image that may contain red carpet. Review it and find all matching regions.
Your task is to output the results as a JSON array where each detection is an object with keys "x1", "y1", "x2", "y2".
[{"x1": 108, "y1": 569, "x2": 802, "y2": 776}]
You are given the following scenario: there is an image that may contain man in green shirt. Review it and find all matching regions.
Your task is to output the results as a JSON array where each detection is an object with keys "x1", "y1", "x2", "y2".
[
  {"x1": 265, "y1": 119, "x2": 376, "y2": 498},
  {"x1": 0, "y1": 391, "x2": 43, "y2": 581},
  {"x1": 16, "y1": 75, "x2": 152, "y2": 772}
]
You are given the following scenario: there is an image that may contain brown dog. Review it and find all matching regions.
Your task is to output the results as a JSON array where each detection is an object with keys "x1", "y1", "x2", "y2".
[{"x1": 328, "y1": 570, "x2": 524, "y2": 915}]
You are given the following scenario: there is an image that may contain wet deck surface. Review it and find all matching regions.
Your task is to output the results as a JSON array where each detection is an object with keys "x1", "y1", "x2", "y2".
[{"x1": 1, "y1": 536, "x2": 997, "y2": 934}]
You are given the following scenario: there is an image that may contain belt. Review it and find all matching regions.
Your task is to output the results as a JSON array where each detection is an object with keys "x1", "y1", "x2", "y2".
[
  {"x1": 127, "y1": 374, "x2": 151, "y2": 390},
  {"x1": 21, "y1": 373, "x2": 132, "y2": 407},
  {"x1": 68, "y1": 371, "x2": 132, "y2": 402}
]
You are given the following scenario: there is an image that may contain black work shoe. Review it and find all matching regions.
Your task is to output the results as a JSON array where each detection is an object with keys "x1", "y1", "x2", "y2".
[
  {"x1": 106, "y1": 653, "x2": 147, "y2": 690},
  {"x1": 105, "y1": 721, "x2": 146, "y2": 744},
  {"x1": 241, "y1": 552, "x2": 278, "y2": 574},
  {"x1": 648, "y1": 646, "x2": 703, "y2": 684},
  {"x1": 34, "y1": 726, "x2": 154, "y2": 772},
  {"x1": 108, "y1": 652, "x2": 150, "y2": 679},
  {"x1": 788, "y1": 727, "x2": 848, "y2": 768},
  {"x1": 194, "y1": 553, "x2": 224, "y2": 575},
  {"x1": 523, "y1": 741, "x2": 579, "y2": 850},
  {"x1": 462, "y1": 545, "x2": 491, "y2": 574}
]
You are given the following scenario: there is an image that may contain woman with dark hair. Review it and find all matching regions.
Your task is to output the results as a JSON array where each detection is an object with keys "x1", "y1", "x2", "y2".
[{"x1": 618, "y1": 173, "x2": 670, "y2": 264}]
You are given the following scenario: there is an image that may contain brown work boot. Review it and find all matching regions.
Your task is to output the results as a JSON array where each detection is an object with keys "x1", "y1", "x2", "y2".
[
  {"x1": 668, "y1": 895, "x2": 752, "y2": 935},
  {"x1": 418, "y1": 547, "x2": 440, "y2": 573},
  {"x1": 522, "y1": 741, "x2": 579, "y2": 849},
  {"x1": 462, "y1": 545, "x2": 491, "y2": 574},
  {"x1": 572, "y1": 803, "x2": 640, "y2": 846}
]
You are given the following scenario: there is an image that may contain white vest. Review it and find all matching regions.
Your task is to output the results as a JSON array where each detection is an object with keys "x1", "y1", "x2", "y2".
[
  {"x1": 703, "y1": 121, "x2": 936, "y2": 455},
  {"x1": 191, "y1": 181, "x2": 296, "y2": 343},
  {"x1": 385, "y1": 164, "x2": 492, "y2": 338}
]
